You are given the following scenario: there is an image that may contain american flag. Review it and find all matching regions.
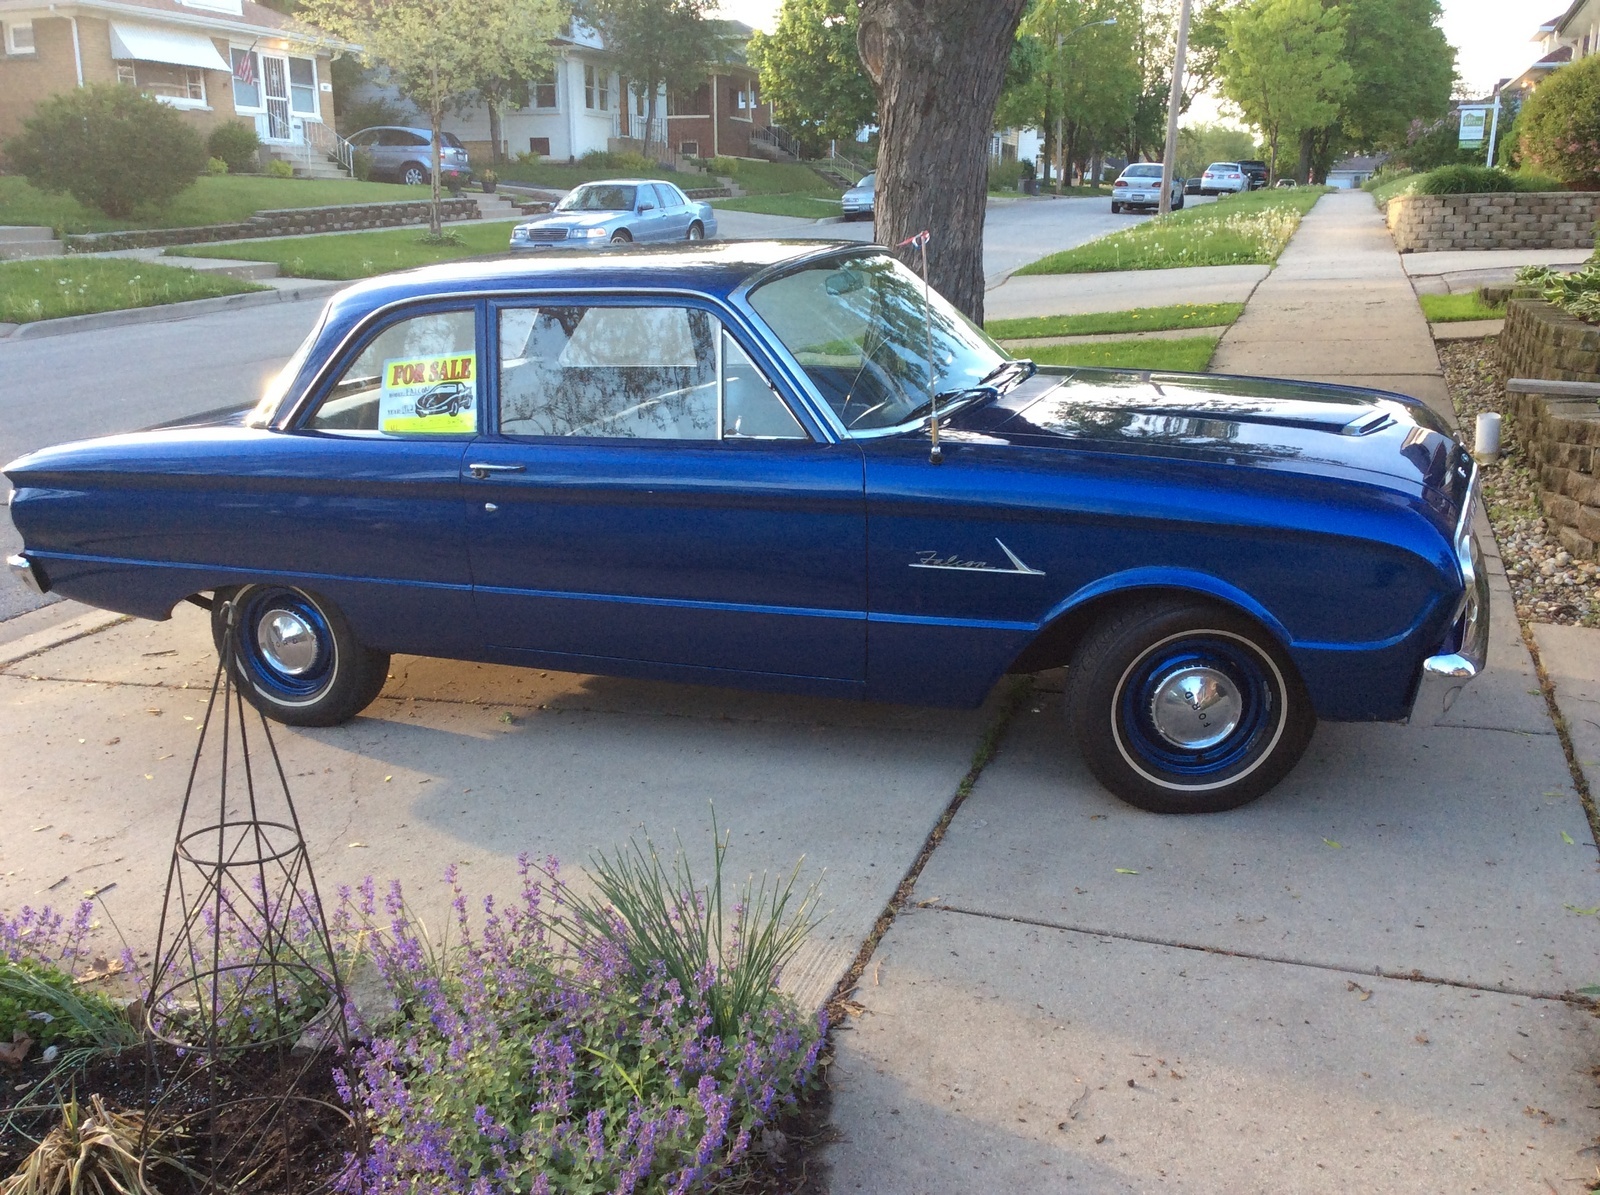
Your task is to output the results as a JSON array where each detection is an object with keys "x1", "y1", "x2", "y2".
[{"x1": 233, "y1": 52, "x2": 255, "y2": 85}]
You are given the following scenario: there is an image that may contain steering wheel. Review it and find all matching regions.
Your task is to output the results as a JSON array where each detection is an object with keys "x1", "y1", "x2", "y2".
[{"x1": 838, "y1": 355, "x2": 901, "y2": 429}]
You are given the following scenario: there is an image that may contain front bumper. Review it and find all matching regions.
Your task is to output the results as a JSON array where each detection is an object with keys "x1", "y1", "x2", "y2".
[
  {"x1": 7, "y1": 553, "x2": 47, "y2": 595},
  {"x1": 508, "y1": 232, "x2": 610, "y2": 250},
  {"x1": 1412, "y1": 469, "x2": 1490, "y2": 721}
]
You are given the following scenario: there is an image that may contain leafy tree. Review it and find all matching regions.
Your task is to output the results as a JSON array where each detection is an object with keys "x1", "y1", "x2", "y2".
[
  {"x1": 1520, "y1": 51, "x2": 1600, "y2": 184},
  {"x1": 858, "y1": 0, "x2": 1028, "y2": 321},
  {"x1": 301, "y1": 0, "x2": 562, "y2": 233},
  {"x1": 1291, "y1": 0, "x2": 1455, "y2": 182},
  {"x1": 4, "y1": 84, "x2": 206, "y2": 217},
  {"x1": 579, "y1": 0, "x2": 723, "y2": 161},
  {"x1": 749, "y1": 0, "x2": 876, "y2": 157},
  {"x1": 1216, "y1": 0, "x2": 1351, "y2": 181}
]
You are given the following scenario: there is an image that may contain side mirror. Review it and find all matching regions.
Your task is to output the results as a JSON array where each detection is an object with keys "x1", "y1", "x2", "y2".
[{"x1": 639, "y1": 202, "x2": 655, "y2": 212}]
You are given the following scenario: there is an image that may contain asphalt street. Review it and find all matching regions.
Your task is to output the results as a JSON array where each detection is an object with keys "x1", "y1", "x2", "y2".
[{"x1": 0, "y1": 193, "x2": 1171, "y2": 624}]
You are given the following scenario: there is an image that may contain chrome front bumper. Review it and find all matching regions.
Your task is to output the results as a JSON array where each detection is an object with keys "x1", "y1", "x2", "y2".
[
  {"x1": 6, "y1": 552, "x2": 47, "y2": 595},
  {"x1": 1412, "y1": 467, "x2": 1489, "y2": 721}
]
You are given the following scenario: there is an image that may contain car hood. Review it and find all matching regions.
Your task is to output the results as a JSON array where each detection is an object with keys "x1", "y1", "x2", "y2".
[
  {"x1": 943, "y1": 366, "x2": 1473, "y2": 513},
  {"x1": 527, "y1": 211, "x2": 627, "y2": 229}
]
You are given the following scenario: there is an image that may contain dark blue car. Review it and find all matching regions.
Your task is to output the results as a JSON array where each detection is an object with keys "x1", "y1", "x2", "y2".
[{"x1": 3, "y1": 241, "x2": 1486, "y2": 814}]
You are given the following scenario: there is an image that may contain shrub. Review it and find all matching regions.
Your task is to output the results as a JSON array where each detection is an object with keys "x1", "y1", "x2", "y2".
[
  {"x1": 1393, "y1": 121, "x2": 1484, "y2": 172},
  {"x1": 207, "y1": 122, "x2": 261, "y2": 173},
  {"x1": 351, "y1": 147, "x2": 374, "y2": 181},
  {"x1": 579, "y1": 147, "x2": 658, "y2": 173},
  {"x1": 989, "y1": 158, "x2": 1025, "y2": 191},
  {"x1": 265, "y1": 158, "x2": 296, "y2": 179},
  {"x1": 205, "y1": 156, "x2": 228, "y2": 176},
  {"x1": 335, "y1": 95, "x2": 408, "y2": 139},
  {"x1": 2, "y1": 84, "x2": 205, "y2": 217},
  {"x1": 1519, "y1": 50, "x2": 1600, "y2": 183},
  {"x1": 1414, "y1": 164, "x2": 1519, "y2": 194}
]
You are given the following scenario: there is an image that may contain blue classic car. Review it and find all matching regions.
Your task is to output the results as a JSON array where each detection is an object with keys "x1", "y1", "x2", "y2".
[
  {"x1": 509, "y1": 179, "x2": 717, "y2": 249},
  {"x1": 3, "y1": 241, "x2": 1486, "y2": 814}
]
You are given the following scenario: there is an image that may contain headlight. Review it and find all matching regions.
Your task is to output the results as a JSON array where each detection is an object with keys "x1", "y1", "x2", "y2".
[
  {"x1": 582, "y1": 227, "x2": 609, "y2": 238},
  {"x1": 512, "y1": 226, "x2": 529, "y2": 239}
]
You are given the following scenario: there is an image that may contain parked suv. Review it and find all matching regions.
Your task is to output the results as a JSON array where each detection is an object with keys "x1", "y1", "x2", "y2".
[
  {"x1": 1237, "y1": 160, "x2": 1269, "y2": 190},
  {"x1": 347, "y1": 126, "x2": 473, "y2": 188}
]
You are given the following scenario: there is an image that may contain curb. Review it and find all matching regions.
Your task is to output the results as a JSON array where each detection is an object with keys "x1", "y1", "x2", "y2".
[
  {"x1": 0, "y1": 609, "x2": 130, "y2": 671},
  {"x1": 3, "y1": 280, "x2": 346, "y2": 342}
]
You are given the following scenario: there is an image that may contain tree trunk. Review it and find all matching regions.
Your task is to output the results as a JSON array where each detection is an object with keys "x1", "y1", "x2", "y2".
[
  {"x1": 1296, "y1": 129, "x2": 1314, "y2": 185},
  {"x1": 488, "y1": 100, "x2": 503, "y2": 169},
  {"x1": 858, "y1": 0, "x2": 1027, "y2": 323},
  {"x1": 429, "y1": 71, "x2": 443, "y2": 237}
]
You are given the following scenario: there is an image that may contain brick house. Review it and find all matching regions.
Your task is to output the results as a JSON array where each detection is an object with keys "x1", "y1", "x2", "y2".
[
  {"x1": 0, "y1": 0, "x2": 341, "y2": 165},
  {"x1": 664, "y1": 21, "x2": 773, "y2": 160}
]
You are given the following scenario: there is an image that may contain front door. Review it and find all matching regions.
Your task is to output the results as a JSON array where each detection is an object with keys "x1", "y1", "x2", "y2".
[
  {"x1": 260, "y1": 55, "x2": 291, "y2": 141},
  {"x1": 467, "y1": 299, "x2": 867, "y2": 693}
]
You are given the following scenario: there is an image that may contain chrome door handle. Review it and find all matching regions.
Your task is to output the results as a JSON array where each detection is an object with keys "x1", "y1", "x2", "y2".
[{"x1": 467, "y1": 462, "x2": 526, "y2": 478}]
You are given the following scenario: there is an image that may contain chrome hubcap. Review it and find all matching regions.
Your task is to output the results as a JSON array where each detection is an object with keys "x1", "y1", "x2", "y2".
[
  {"x1": 1148, "y1": 666, "x2": 1242, "y2": 750},
  {"x1": 258, "y1": 609, "x2": 318, "y2": 676}
]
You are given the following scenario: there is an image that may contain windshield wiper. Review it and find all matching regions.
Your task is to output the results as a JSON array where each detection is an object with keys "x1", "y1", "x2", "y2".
[
  {"x1": 903, "y1": 385, "x2": 998, "y2": 423},
  {"x1": 980, "y1": 358, "x2": 1037, "y2": 392}
]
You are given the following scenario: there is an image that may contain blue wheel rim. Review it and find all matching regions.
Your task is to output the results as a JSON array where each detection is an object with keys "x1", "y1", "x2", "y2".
[
  {"x1": 1115, "y1": 632, "x2": 1281, "y2": 786},
  {"x1": 233, "y1": 588, "x2": 337, "y2": 704}
]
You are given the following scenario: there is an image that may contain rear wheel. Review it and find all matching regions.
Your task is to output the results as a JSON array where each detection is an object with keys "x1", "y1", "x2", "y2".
[
  {"x1": 686, "y1": 221, "x2": 705, "y2": 241},
  {"x1": 1066, "y1": 598, "x2": 1314, "y2": 814},
  {"x1": 1110, "y1": 201, "x2": 1122, "y2": 214},
  {"x1": 211, "y1": 585, "x2": 390, "y2": 727}
]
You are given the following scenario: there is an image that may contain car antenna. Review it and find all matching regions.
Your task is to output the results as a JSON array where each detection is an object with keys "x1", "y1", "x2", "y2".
[{"x1": 898, "y1": 229, "x2": 941, "y2": 464}]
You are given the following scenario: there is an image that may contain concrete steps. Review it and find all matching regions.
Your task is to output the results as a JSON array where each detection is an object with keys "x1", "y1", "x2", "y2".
[
  {"x1": 0, "y1": 226, "x2": 65, "y2": 260},
  {"x1": 475, "y1": 193, "x2": 524, "y2": 220}
]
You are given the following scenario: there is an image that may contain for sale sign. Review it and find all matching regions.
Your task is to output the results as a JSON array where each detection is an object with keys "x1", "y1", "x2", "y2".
[
  {"x1": 379, "y1": 352, "x2": 477, "y2": 434},
  {"x1": 1458, "y1": 106, "x2": 1489, "y2": 146}
]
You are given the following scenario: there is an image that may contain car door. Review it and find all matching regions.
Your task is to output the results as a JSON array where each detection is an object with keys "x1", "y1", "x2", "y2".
[
  {"x1": 654, "y1": 184, "x2": 690, "y2": 240},
  {"x1": 273, "y1": 302, "x2": 482, "y2": 654},
  {"x1": 466, "y1": 297, "x2": 867, "y2": 694},
  {"x1": 633, "y1": 185, "x2": 668, "y2": 242}
]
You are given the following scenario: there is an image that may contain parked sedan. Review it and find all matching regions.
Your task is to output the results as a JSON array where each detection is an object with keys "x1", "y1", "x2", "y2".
[
  {"x1": 1200, "y1": 162, "x2": 1250, "y2": 196},
  {"x1": 1184, "y1": 176, "x2": 1203, "y2": 195},
  {"x1": 4, "y1": 242, "x2": 1486, "y2": 815},
  {"x1": 346, "y1": 126, "x2": 472, "y2": 188},
  {"x1": 841, "y1": 172, "x2": 875, "y2": 219},
  {"x1": 1111, "y1": 163, "x2": 1184, "y2": 213},
  {"x1": 509, "y1": 179, "x2": 716, "y2": 249}
]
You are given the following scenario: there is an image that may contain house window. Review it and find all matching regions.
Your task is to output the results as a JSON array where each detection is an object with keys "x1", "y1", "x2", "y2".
[
  {"x1": 584, "y1": 64, "x2": 608, "y2": 110},
  {"x1": 678, "y1": 140, "x2": 699, "y2": 158},
  {"x1": 529, "y1": 137, "x2": 550, "y2": 156},
  {"x1": 531, "y1": 69, "x2": 556, "y2": 110},
  {"x1": 4, "y1": 20, "x2": 35, "y2": 55},
  {"x1": 288, "y1": 56, "x2": 317, "y2": 114},
  {"x1": 230, "y1": 48, "x2": 260, "y2": 109},
  {"x1": 119, "y1": 61, "x2": 206, "y2": 105}
]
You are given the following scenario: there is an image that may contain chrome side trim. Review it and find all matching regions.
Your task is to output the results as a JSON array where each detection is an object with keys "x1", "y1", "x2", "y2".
[{"x1": 7, "y1": 553, "x2": 46, "y2": 595}]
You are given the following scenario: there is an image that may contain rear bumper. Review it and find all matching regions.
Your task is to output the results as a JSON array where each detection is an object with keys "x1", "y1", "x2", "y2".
[
  {"x1": 1411, "y1": 469, "x2": 1489, "y2": 722},
  {"x1": 6, "y1": 553, "x2": 47, "y2": 595}
]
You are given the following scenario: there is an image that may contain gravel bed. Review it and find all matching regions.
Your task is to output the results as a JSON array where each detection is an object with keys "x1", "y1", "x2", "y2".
[{"x1": 1439, "y1": 338, "x2": 1600, "y2": 626}]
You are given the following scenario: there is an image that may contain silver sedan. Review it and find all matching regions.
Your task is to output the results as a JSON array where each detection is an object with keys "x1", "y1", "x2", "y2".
[{"x1": 509, "y1": 178, "x2": 717, "y2": 249}]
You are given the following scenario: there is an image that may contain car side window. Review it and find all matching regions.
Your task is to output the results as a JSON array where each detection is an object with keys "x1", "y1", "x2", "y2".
[
  {"x1": 654, "y1": 184, "x2": 676, "y2": 209},
  {"x1": 306, "y1": 309, "x2": 478, "y2": 435},
  {"x1": 497, "y1": 305, "x2": 808, "y2": 442}
]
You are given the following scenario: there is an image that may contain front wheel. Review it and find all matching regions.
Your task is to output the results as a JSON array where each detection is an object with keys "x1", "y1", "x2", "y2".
[
  {"x1": 400, "y1": 163, "x2": 426, "y2": 186},
  {"x1": 610, "y1": 229, "x2": 632, "y2": 244},
  {"x1": 211, "y1": 585, "x2": 390, "y2": 727},
  {"x1": 1066, "y1": 599, "x2": 1314, "y2": 814}
]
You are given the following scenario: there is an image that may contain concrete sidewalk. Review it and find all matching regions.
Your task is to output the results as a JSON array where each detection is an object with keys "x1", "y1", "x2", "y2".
[{"x1": 824, "y1": 189, "x2": 1600, "y2": 1193}]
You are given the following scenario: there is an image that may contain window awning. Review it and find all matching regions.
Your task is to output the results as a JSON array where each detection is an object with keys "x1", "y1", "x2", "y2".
[{"x1": 109, "y1": 23, "x2": 230, "y2": 71}]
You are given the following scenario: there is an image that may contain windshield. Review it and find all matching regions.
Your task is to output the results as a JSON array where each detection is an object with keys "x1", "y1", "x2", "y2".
[
  {"x1": 247, "y1": 308, "x2": 326, "y2": 426},
  {"x1": 557, "y1": 184, "x2": 637, "y2": 212},
  {"x1": 1208, "y1": 163, "x2": 1238, "y2": 172},
  {"x1": 856, "y1": 173, "x2": 875, "y2": 189},
  {"x1": 748, "y1": 251, "x2": 1007, "y2": 432},
  {"x1": 1123, "y1": 164, "x2": 1162, "y2": 178}
]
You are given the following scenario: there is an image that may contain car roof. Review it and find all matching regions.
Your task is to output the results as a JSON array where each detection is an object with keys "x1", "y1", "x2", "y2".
[
  {"x1": 324, "y1": 240, "x2": 873, "y2": 318},
  {"x1": 567, "y1": 177, "x2": 680, "y2": 187}
]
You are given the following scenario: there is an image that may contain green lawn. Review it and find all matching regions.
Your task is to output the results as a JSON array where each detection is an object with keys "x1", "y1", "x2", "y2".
[
  {"x1": 1419, "y1": 291, "x2": 1507, "y2": 322},
  {"x1": 987, "y1": 302, "x2": 1244, "y2": 340},
  {"x1": 708, "y1": 159, "x2": 841, "y2": 197},
  {"x1": 1365, "y1": 172, "x2": 1418, "y2": 205},
  {"x1": 171, "y1": 221, "x2": 522, "y2": 280},
  {"x1": 497, "y1": 161, "x2": 678, "y2": 190},
  {"x1": 1017, "y1": 188, "x2": 1325, "y2": 275},
  {"x1": 710, "y1": 194, "x2": 841, "y2": 218},
  {"x1": 0, "y1": 175, "x2": 428, "y2": 235},
  {"x1": 1023, "y1": 335, "x2": 1221, "y2": 372},
  {"x1": 0, "y1": 259, "x2": 265, "y2": 323}
]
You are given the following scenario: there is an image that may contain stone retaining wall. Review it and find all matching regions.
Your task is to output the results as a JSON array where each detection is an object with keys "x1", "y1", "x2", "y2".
[
  {"x1": 64, "y1": 198, "x2": 482, "y2": 253},
  {"x1": 1499, "y1": 298, "x2": 1600, "y2": 557},
  {"x1": 1385, "y1": 191, "x2": 1599, "y2": 253}
]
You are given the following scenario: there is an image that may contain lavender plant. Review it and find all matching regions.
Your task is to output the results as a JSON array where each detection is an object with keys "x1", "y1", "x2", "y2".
[
  {"x1": 332, "y1": 855, "x2": 826, "y2": 1195},
  {"x1": 0, "y1": 903, "x2": 133, "y2": 1053}
]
